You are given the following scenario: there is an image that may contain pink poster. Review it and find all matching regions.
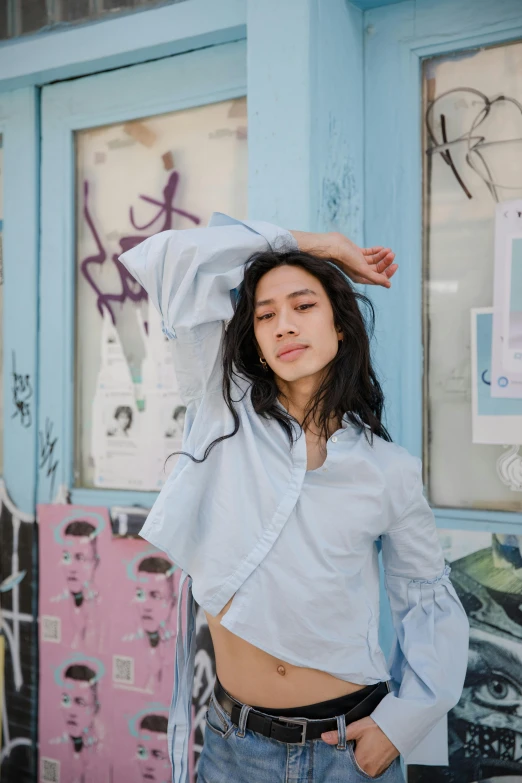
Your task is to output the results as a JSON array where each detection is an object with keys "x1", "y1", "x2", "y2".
[{"x1": 38, "y1": 504, "x2": 193, "y2": 783}]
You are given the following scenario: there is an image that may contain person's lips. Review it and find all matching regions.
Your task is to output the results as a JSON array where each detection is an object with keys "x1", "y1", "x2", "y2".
[{"x1": 277, "y1": 344, "x2": 308, "y2": 361}]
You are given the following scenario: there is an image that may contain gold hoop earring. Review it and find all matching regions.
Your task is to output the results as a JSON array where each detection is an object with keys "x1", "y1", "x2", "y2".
[{"x1": 259, "y1": 356, "x2": 268, "y2": 371}]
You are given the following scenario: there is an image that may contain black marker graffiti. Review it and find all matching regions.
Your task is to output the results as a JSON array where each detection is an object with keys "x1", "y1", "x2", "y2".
[
  {"x1": 425, "y1": 87, "x2": 522, "y2": 203},
  {"x1": 11, "y1": 352, "x2": 33, "y2": 429},
  {"x1": 38, "y1": 417, "x2": 59, "y2": 501}
]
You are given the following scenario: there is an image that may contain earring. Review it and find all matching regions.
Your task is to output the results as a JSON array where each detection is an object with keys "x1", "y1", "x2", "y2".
[{"x1": 259, "y1": 356, "x2": 268, "y2": 371}]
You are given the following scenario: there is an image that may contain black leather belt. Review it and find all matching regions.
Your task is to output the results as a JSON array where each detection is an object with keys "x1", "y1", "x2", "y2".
[{"x1": 213, "y1": 677, "x2": 390, "y2": 745}]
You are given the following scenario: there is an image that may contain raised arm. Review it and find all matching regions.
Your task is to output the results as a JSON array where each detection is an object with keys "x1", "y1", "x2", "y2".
[
  {"x1": 118, "y1": 213, "x2": 296, "y2": 406},
  {"x1": 369, "y1": 457, "x2": 469, "y2": 764}
]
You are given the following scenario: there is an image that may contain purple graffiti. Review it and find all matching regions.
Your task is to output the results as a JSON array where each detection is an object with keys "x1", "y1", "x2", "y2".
[{"x1": 81, "y1": 171, "x2": 201, "y2": 323}]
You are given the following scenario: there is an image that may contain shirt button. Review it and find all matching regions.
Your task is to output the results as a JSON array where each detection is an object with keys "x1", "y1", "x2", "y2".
[{"x1": 331, "y1": 436, "x2": 338, "y2": 443}]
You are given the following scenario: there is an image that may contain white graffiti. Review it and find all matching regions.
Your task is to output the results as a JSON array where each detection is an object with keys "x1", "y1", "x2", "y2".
[{"x1": 0, "y1": 479, "x2": 35, "y2": 764}]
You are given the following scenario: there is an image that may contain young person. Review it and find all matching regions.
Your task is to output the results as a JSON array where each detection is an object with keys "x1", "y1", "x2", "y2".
[{"x1": 119, "y1": 214, "x2": 469, "y2": 783}]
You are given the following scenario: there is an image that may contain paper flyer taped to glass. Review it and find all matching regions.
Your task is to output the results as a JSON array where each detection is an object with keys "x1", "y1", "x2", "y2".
[{"x1": 491, "y1": 199, "x2": 522, "y2": 399}]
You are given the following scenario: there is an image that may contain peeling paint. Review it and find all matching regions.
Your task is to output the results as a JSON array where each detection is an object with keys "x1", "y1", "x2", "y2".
[{"x1": 319, "y1": 114, "x2": 361, "y2": 237}]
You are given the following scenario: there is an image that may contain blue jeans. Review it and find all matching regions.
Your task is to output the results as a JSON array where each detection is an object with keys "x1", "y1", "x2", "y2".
[{"x1": 197, "y1": 692, "x2": 405, "y2": 782}]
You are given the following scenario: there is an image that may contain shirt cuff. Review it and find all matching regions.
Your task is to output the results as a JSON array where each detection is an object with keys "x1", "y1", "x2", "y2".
[{"x1": 370, "y1": 691, "x2": 450, "y2": 763}]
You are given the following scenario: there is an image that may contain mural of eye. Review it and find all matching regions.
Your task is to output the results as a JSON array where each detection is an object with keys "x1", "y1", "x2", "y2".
[
  {"x1": 137, "y1": 745, "x2": 148, "y2": 760},
  {"x1": 62, "y1": 551, "x2": 71, "y2": 564},
  {"x1": 474, "y1": 675, "x2": 522, "y2": 710},
  {"x1": 136, "y1": 588, "x2": 146, "y2": 602},
  {"x1": 61, "y1": 694, "x2": 71, "y2": 708}
]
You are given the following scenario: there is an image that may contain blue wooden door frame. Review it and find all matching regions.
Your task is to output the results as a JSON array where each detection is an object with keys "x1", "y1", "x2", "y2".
[
  {"x1": 364, "y1": 0, "x2": 522, "y2": 534},
  {"x1": 38, "y1": 40, "x2": 247, "y2": 507},
  {"x1": 0, "y1": 87, "x2": 39, "y2": 515},
  {"x1": 363, "y1": 7, "x2": 522, "y2": 755}
]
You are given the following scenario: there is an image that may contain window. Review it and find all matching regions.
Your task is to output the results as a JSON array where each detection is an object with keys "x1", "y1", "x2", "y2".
[
  {"x1": 74, "y1": 97, "x2": 248, "y2": 490},
  {"x1": 423, "y1": 41, "x2": 522, "y2": 511},
  {"x1": 0, "y1": 0, "x2": 187, "y2": 39}
]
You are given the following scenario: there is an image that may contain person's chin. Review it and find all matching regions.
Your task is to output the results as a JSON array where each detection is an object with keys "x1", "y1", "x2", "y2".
[{"x1": 276, "y1": 362, "x2": 317, "y2": 382}]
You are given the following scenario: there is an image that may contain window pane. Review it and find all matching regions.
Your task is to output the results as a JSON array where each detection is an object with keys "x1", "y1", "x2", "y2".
[
  {"x1": 10, "y1": 0, "x2": 188, "y2": 37},
  {"x1": 56, "y1": 0, "x2": 92, "y2": 23},
  {"x1": 20, "y1": 0, "x2": 48, "y2": 33},
  {"x1": 102, "y1": 0, "x2": 136, "y2": 10},
  {"x1": 0, "y1": 3, "x2": 9, "y2": 39},
  {"x1": 0, "y1": 134, "x2": 4, "y2": 474},
  {"x1": 75, "y1": 97, "x2": 248, "y2": 490},
  {"x1": 423, "y1": 41, "x2": 522, "y2": 512}
]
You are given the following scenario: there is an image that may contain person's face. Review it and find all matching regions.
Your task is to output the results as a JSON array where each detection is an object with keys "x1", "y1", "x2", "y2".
[
  {"x1": 136, "y1": 732, "x2": 169, "y2": 783},
  {"x1": 117, "y1": 410, "x2": 131, "y2": 430},
  {"x1": 135, "y1": 575, "x2": 172, "y2": 633},
  {"x1": 62, "y1": 535, "x2": 97, "y2": 594},
  {"x1": 61, "y1": 680, "x2": 96, "y2": 736},
  {"x1": 253, "y1": 266, "x2": 343, "y2": 385}
]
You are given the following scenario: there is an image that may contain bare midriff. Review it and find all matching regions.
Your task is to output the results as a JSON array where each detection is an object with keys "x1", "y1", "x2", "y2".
[{"x1": 204, "y1": 595, "x2": 366, "y2": 709}]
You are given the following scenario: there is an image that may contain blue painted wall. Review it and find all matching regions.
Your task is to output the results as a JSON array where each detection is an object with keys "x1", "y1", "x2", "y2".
[{"x1": 1, "y1": 1, "x2": 522, "y2": 780}]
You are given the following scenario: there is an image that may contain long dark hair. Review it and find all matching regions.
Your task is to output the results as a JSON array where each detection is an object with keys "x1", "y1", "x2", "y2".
[{"x1": 167, "y1": 247, "x2": 392, "y2": 466}]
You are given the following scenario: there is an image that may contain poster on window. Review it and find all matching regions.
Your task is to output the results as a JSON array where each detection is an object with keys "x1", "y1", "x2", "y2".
[
  {"x1": 91, "y1": 304, "x2": 185, "y2": 492},
  {"x1": 491, "y1": 200, "x2": 522, "y2": 399},
  {"x1": 37, "y1": 504, "x2": 198, "y2": 783},
  {"x1": 471, "y1": 307, "x2": 522, "y2": 444},
  {"x1": 407, "y1": 527, "x2": 522, "y2": 783}
]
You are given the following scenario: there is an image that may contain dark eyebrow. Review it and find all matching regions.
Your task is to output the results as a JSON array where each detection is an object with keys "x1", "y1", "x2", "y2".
[{"x1": 255, "y1": 288, "x2": 318, "y2": 308}]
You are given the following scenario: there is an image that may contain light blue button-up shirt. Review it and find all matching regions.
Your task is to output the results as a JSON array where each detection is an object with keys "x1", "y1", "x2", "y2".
[{"x1": 119, "y1": 214, "x2": 469, "y2": 781}]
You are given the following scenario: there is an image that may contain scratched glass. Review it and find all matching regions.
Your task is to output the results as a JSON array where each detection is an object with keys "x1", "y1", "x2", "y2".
[
  {"x1": 74, "y1": 97, "x2": 248, "y2": 490},
  {"x1": 423, "y1": 41, "x2": 522, "y2": 511},
  {"x1": 0, "y1": 134, "x2": 3, "y2": 474}
]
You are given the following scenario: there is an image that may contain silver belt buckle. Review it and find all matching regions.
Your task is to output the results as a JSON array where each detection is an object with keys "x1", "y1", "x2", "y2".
[{"x1": 277, "y1": 716, "x2": 307, "y2": 745}]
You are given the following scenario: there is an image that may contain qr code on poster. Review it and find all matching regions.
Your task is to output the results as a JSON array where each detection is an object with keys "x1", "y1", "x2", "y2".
[
  {"x1": 41, "y1": 757, "x2": 60, "y2": 783},
  {"x1": 41, "y1": 616, "x2": 61, "y2": 643},
  {"x1": 113, "y1": 655, "x2": 134, "y2": 684}
]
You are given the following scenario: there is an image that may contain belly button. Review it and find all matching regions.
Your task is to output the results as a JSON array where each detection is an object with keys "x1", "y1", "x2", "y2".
[{"x1": 277, "y1": 665, "x2": 286, "y2": 676}]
